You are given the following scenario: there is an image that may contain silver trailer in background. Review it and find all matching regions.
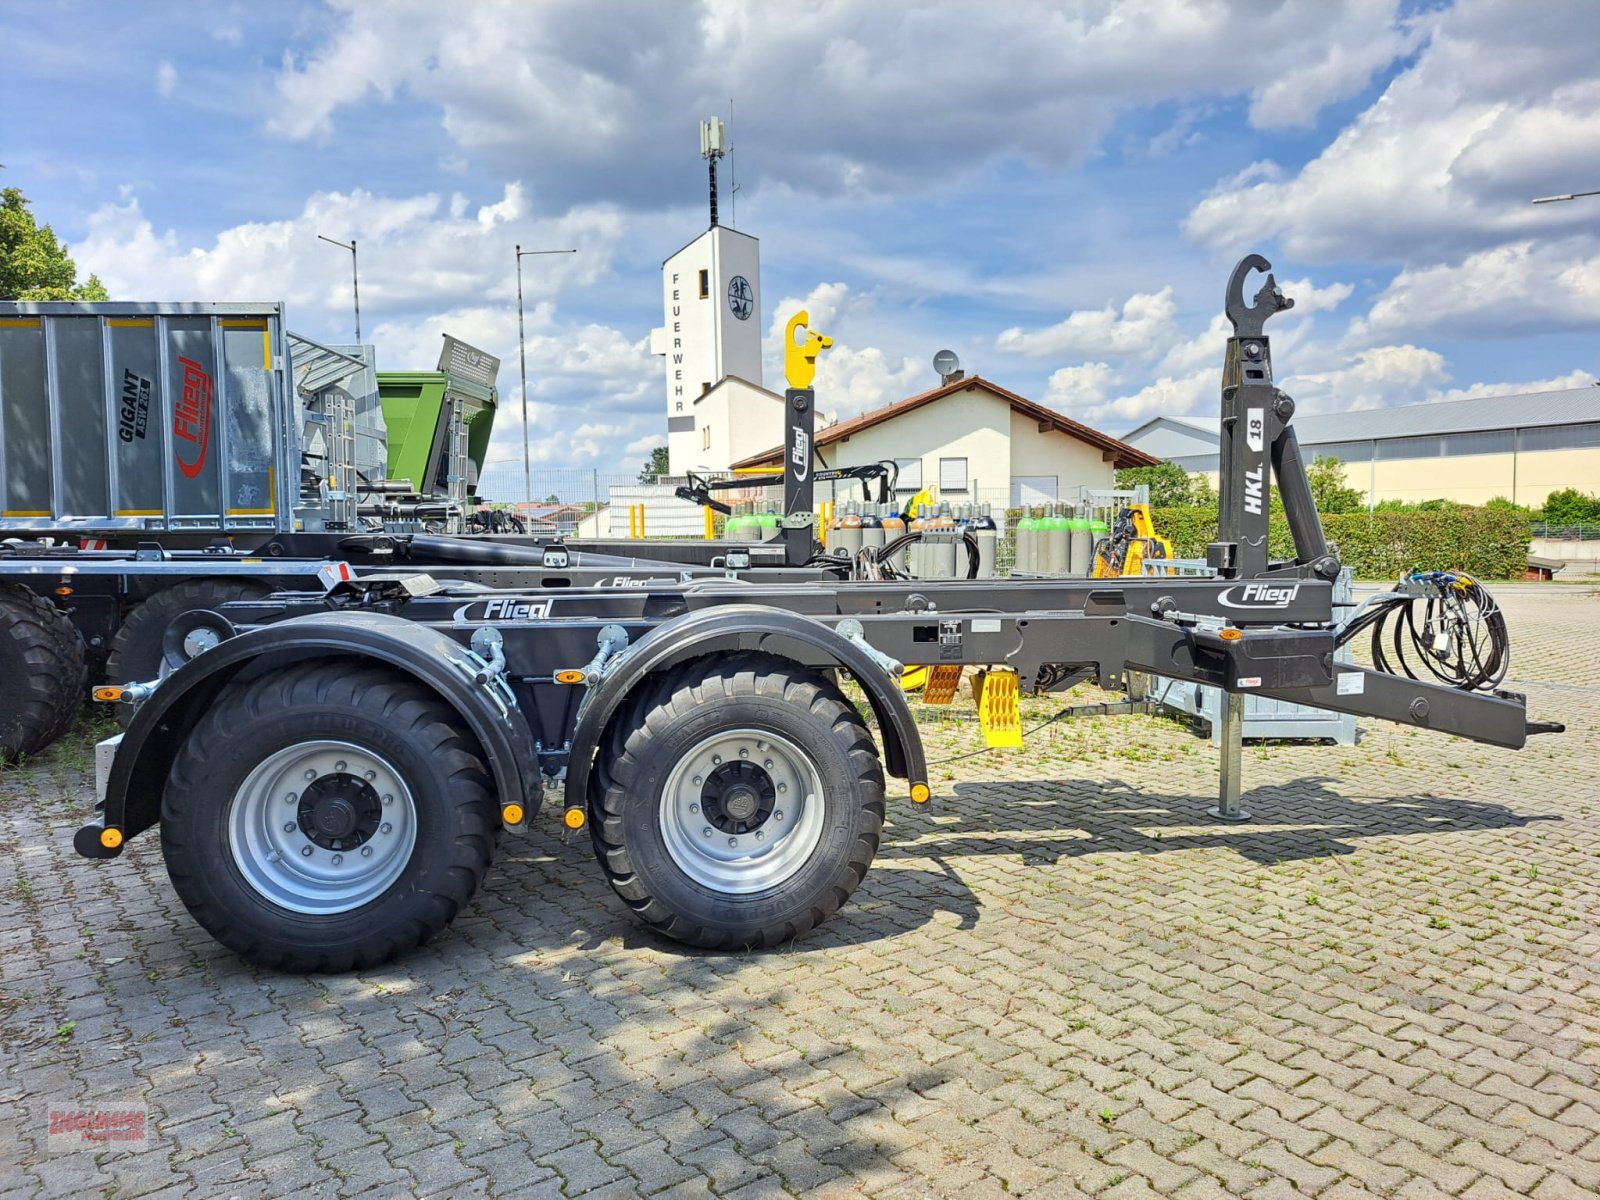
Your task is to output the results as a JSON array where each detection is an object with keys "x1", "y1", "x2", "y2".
[{"x1": 0, "y1": 302, "x2": 296, "y2": 537}]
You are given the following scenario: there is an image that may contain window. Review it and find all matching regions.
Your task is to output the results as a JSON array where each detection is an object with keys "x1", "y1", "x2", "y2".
[
  {"x1": 698, "y1": 269, "x2": 710, "y2": 299},
  {"x1": 1517, "y1": 421, "x2": 1600, "y2": 452},
  {"x1": 1375, "y1": 435, "x2": 1443, "y2": 461},
  {"x1": 1011, "y1": 476, "x2": 1057, "y2": 507},
  {"x1": 1442, "y1": 429, "x2": 1513, "y2": 456},
  {"x1": 939, "y1": 457, "x2": 969, "y2": 493},
  {"x1": 894, "y1": 458, "x2": 922, "y2": 493},
  {"x1": 1304, "y1": 441, "x2": 1373, "y2": 464},
  {"x1": 1168, "y1": 453, "x2": 1219, "y2": 473}
]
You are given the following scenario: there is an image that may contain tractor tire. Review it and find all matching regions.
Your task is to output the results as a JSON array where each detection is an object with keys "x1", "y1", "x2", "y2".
[
  {"x1": 105, "y1": 579, "x2": 273, "y2": 725},
  {"x1": 160, "y1": 661, "x2": 499, "y2": 972},
  {"x1": 0, "y1": 586, "x2": 88, "y2": 761},
  {"x1": 590, "y1": 653, "x2": 885, "y2": 949}
]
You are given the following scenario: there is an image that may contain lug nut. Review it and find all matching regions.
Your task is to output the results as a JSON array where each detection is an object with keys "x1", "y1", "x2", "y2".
[
  {"x1": 763, "y1": 759, "x2": 773, "y2": 769},
  {"x1": 774, "y1": 810, "x2": 784, "y2": 821},
  {"x1": 703, "y1": 827, "x2": 713, "y2": 838},
  {"x1": 712, "y1": 754, "x2": 722, "y2": 765},
  {"x1": 361, "y1": 846, "x2": 373, "y2": 858},
  {"x1": 332, "y1": 854, "x2": 343, "y2": 866},
  {"x1": 304, "y1": 769, "x2": 316, "y2": 781},
  {"x1": 689, "y1": 803, "x2": 699, "y2": 813},
  {"x1": 382, "y1": 794, "x2": 393, "y2": 806},
  {"x1": 692, "y1": 775, "x2": 702, "y2": 786},
  {"x1": 777, "y1": 783, "x2": 787, "y2": 794},
  {"x1": 755, "y1": 831, "x2": 765, "y2": 841},
  {"x1": 301, "y1": 846, "x2": 313, "y2": 857},
  {"x1": 286, "y1": 793, "x2": 297, "y2": 804},
  {"x1": 364, "y1": 770, "x2": 376, "y2": 781},
  {"x1": 728, "y1": 837, "x2": 738, "y2": 847},
  {"x1": 334, "y1": 760, "x2": 347, "y2": 773},
  {"x1": 284, "y1": 822, "x2": 297, "y2": 833},
  {"x1": 380, "y1": 823, "x2": 392, "y2": 835},
  {"x1": 739, "y1": 748, "x2": 748, "y2": 758}
]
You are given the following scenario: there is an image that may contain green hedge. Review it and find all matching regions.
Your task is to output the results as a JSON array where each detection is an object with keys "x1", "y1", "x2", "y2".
[{"x1": 1149, "y1": 505, "x2": 1532, "y2": 579}]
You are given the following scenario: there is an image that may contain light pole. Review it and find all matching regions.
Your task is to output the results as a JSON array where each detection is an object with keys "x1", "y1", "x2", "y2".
[
  {"x1": 1531, "y1": 189, "x2": 1600, "y2": 205},
  {"x1": 515, "y1": 244, "x2": 576, "y2": 507},
  {"x1": 316, "y1": 234, "x2": 360, "y2": 342}
]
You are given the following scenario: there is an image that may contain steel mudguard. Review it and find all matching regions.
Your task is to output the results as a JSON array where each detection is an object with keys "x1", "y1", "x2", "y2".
[
  {"x1": 74, "y1": 610, "x2": 540, "y2": 858},
  {"x1": 562, "y1": 603, "x2": 927, "y2": 811}
]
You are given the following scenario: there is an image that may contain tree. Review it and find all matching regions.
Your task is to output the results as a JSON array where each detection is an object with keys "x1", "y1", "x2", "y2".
[
  {"x1": 1542, "y1": 487, "x2": 1600, "y2": 525},
  {"x1": 1115, "y1": 461, "x2": 1201, "y2": 508},
  {"x1": 0, "y1": 187, "x2": 108, "y2": 301},
  {"x1": 637, "y1": 445, "x2": 669, "y2": 483},
  {"x1": 1306, "y1": 455, "x2": 1364, "y2": 514}
]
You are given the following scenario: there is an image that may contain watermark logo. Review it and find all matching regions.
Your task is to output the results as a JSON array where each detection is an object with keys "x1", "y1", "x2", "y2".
[{"x1": 47, "y1": 1103, "x2": 147, "y2": 1152}]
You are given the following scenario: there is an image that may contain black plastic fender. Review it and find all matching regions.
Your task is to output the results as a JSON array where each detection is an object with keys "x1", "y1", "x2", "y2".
[
  {"x1": 75, "y1": 609, "x2": 540, "y2": 858},
  {"x1": 563, "y1": 603, "x2": 927, "y2": 811}
]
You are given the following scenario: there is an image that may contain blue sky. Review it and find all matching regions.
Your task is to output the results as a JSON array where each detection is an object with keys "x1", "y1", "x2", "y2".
[{"x1": 4, "y1": 0, "x2": 1597, "y2": 486}]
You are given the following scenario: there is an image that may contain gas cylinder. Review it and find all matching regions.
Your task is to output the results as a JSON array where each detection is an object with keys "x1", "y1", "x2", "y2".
[
  {"x1": 1016, "y1": 510, "x2": 1037, "y2": 575},
  {"x1": 927, "y1": 504, "x2": 957, "y2": 578},
  {"x1": 1041, "y1": 508, "x2": 1067, "y2": 574},
  {"x1": 881, "y1": 507, "x2": 907, "y2": 572},
  {"x1": 1088, "y1": 519, "x2": 1109, "y2": 574},
  {"x1": 837, "y1": 501, "x2": 864, "y2": 558},
  {"x1": 1068, "y1": 516, "x2": 1091, "y2": 575},
  {"x1": 860, "y1": 503, "x2": 884, "y2": 553},
  {"x1": 973, "y1": 502, "x2": 997, "y2": 579},
  {"x1": 759, "y1": 507, "x2": 780, "y2": 541}
]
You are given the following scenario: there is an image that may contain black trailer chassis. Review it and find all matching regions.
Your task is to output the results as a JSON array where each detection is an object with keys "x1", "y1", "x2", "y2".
[{"x1": 63, "y1": 255, "x2": 1564, "y2": 972}]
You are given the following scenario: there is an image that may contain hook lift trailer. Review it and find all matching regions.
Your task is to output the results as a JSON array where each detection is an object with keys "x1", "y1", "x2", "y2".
[{"x1": 74, "y1": 257, "x2": 1563, "y2": 972}]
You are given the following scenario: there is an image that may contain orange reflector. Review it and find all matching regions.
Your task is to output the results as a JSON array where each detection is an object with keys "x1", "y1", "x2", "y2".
[
  {"x1": 100, "y1": 828, "x2": 123, "y2": 849},
  {"x1": 501, "y1": 803, "x2": 525, "y2": 825},
  {"x1": 1219, "y1": 628, "x2": 1243, "y2": 641},
  {"x1": 910, "y1": 783, "x2": 931, "y2": 804},
  {"x1": 554, "y1": 669, "x2": 585, "y2": 685},
  {"x1": 92, "y1": 686, "x2": 125, "y2": 703},
  {"x1": 563, "y1": 807, "x2": 586, "y2": 830},
  {"x1": 54, "y1": 586, "x2": 73, "y2": 596}
]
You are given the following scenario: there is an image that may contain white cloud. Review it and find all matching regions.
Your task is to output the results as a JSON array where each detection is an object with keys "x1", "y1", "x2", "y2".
[
  {"x1": 1282, "y1": 344, "x2": 1449, "y2": 412},
  {"x1": 1185, "y1": 0, "x2": 1600, "y2": 261},
  {"x1": 1426, "y1": 369, "x2": 1597, "y2": 404},
  {"x1": 996, "y1": 287, "x2": 1176, "y2": 359},
  {"x1": 1352, "y1": 238, "x2": 1600, "y2": 340},
  {"x1": 155, "y1": 61, "x2": 177, "y2": 98},
  {"x1": 1043, "y1": 361, "x2": 1116, "y2": 411},
  {"x1": 265, "y1": 0, "x2": 1417, "y2": 208}
]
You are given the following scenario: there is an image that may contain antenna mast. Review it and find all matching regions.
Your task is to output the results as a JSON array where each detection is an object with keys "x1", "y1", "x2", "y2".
[{"x1": 700, "y1": 117, "x2": 727, "y2": 228}]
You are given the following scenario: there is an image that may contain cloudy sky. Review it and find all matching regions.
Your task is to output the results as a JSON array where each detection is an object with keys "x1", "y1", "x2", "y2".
[{"x1": 5, "y1": 0, "x2": 1597, "y2": 491}]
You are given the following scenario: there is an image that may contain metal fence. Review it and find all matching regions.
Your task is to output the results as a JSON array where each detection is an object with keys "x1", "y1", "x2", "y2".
[{"x1": 1531, "y1": 521, "x2": 1600, "y2": 541}]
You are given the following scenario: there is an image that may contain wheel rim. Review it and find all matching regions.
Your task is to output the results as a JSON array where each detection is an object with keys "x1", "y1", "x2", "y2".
[
  {"x1": 227, "y1": 739, "x2": 418, "y2": 915},
  {"x1": 659, "y1": 728, "x2": 826, "y2": 895}
]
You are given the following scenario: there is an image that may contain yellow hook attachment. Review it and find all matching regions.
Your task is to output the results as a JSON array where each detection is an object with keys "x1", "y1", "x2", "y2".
[{"x1": 784, "y1": 310, "x2": 833, "y2": 390}]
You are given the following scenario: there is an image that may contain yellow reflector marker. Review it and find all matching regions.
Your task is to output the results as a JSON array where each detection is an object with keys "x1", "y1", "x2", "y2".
[
  {"x1": 100, "y1": 828, "x2": 123, "y2": 849},
  {"x1": 1219, "y1": 627, "x2": 1243, "y2": 641},
  {"x1": 93, "y1": 686, "x2": 125, "y2": 703},
  {"x1": 501, "y1": 803, "x2": 525, "y2": 825},
  {"x1": 910, "y1": 783, "x2": 931, "y2": 804},
  {"x1": 554, "y1": 669, "x2": 585, "y2": 685},
  {"x1": 564, "y1": 808, "x2": 587, "y2": 830}
]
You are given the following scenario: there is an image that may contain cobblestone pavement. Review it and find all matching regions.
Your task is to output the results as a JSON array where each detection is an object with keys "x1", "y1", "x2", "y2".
[{"x1": 2, "y1": 588, "x2": 1597, "y2": 1199}]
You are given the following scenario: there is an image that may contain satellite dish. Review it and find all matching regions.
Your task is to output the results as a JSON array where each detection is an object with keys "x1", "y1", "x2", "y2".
[{"x1": 933, "y1": 348, "x2": 962, "y2": 380}]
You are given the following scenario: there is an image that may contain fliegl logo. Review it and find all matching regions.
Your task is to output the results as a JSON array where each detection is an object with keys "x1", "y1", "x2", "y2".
[
  {"x1": 453, "y1": 597, "x2": 554, "y2": 624},
  {"x1": 1217, "y1": 582, "x2": 1301, "y2": 609}
]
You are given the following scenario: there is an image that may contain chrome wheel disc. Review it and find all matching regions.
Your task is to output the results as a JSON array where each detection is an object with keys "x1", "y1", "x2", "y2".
[
  {"x1": 659, "y1": 728, "x2": 825, "y2": 894},
  {"x1": 227, "y1": 740, "x2": 417, "y2": 915}
]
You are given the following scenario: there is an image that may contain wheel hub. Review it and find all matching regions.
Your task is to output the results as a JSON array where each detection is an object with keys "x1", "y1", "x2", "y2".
[
  {"x1": 701, "y1": 761, "x2": 775, "y2": 834},
  {"x1": 298, "y1": 774, "x2": 382, "y2": 851}
]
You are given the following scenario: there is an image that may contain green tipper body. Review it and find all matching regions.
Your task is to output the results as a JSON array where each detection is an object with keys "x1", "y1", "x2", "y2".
[{"x1": 376, "y1": 370, "x2": 496, "y2": 498}]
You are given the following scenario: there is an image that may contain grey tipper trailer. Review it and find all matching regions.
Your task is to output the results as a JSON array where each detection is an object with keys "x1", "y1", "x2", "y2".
[
  {"x1": 72, "y1": 255, "x2": 1566, "y2": 974},
  {"x1": 0, "y1": 303, "x2": 294, "y2": 537}
]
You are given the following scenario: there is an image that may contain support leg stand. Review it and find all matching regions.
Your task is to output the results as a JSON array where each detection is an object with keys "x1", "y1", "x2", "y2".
[{"x1": 1207, "y1": 692, "x2": 1251, "y2": 822}]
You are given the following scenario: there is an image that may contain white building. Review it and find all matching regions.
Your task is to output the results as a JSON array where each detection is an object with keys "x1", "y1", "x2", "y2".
[
  {"x1": 732, "y1": 374, "x2": 1156, "y2": 509},
  {"x1": 648, "y1": 226, "x2": 773, "y2": 474}
]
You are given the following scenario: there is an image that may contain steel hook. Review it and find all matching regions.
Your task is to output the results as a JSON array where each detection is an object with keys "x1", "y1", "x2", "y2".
[{"x1": 1225, "y1": 253, "x2": 1295, "y2": 338}]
